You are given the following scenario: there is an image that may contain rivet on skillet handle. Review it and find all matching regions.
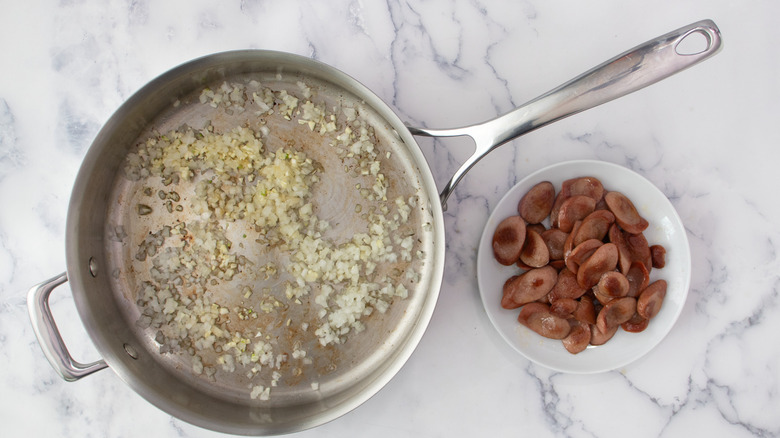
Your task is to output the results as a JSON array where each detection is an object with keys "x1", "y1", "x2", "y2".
[
  {"x1": 408, "y1": 19, "x2": 722, "y2": 210},
  {"x1": 28, "y1": 273, "x2": 108, "y2": 381}
]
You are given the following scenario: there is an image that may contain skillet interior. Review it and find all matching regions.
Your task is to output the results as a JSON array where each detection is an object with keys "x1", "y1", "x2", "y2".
[{"x1": 65, "y1": 51, "x2": 444, "y2": 435}]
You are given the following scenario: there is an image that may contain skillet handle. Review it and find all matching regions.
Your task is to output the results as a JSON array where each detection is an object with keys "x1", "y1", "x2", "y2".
[
  {"x1": 409, "y1": 19, "x2": 722, "y2": 209},
  {"x1": 27, "y1": 272, "x2": 108, "y2": 381}
]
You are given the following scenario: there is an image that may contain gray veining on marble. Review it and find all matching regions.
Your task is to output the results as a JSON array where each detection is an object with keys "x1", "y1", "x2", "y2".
[{"x1": 2, "y1": 1, "x2": 779, "y2": 437}]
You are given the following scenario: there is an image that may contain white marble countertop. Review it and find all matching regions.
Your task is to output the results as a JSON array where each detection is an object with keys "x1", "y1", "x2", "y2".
[{"x1": 2, "y1": 1, "x2": 779, "y2": 437}]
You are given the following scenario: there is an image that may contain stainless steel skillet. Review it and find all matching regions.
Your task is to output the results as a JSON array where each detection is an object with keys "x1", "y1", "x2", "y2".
[{"x1": 28, "y1": 20, "x2": 720, "y2": 435}]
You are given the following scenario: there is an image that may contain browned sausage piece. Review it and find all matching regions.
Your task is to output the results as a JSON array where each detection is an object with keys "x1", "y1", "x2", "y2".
[
  {"x1": 549, "y1": 191, "x2": 567, "y2": 228},
  {"x1": 549, "y1": 259, "x2": 566, "y2": 271},
  {"x1": 548, "y1": 268, "x2": 587, "y2": 301},
  {"x1": 517, "y1": 302, "x2": 571, "y2": 340},
  {"x1": 596, "y1": 297, "x2": 637, "y2": 333},
  {"x1": 608, "y1": 223, "x2": 632, "y2": 274},
  {"x1": 626, "y1": 232, "x2": 652, "y2": 272},
  {"x1": 594, "y1": 196, "x2": 609, "y2": 212},
  {"x1": 572, "y1": 295, "x2": 596, "y2": 325},
  {"x1": 573, "y1": 210, "x2": 615, "y2": 247},
  {"x1": 621, "y1": 313, "x2": 649, "y2": 333},
  {"x1": 565, "y1": 238, "x2": 603, "y2": 274},
  {"x1": 527, "y1": 223, "x2": 547, "y2": 236},
  {"x1": 492, "y1": 215, "x2": 526, "y2": 266},
  {"x1": 502, "y1": 266, "x2": 559, "y2": 308},
  {"x1": 576, "y1": 243, "x2": 618, "y2": 289},
  {"x1": 501, "y1": 275, "x2": 521, "y2": 309},
  {"x1": 541, "y1": 228, "x2": 568, "y2": 261},
  {"x1": 637, "y1": 279, "x2": 667, "y2": 320},
  {"x1": 516, "y1": 259, "x2": 533, "y2": 270},
  {"x1": 562, "y1": 320, "x2": 592, "y2": 354},
  {"x1": 595, "y1": 271, "x2": 630, "y2": 301},
  {"x1": 604, "y1": 191, "x2": 649, "y2": 234},
  {"x1": 625, "y1": 261, "x2": 650, "y2": 298},
  {"x1": 519, "y1": 229, "x2": 550, "y2": 268},
  {"x1": 590, "y1": 322, "x2": 618, "y2": 346},
  {"x1": 650, "y1": 244, "x2": 667, "y2": 269},
  {"x1": 518, "y1": 181, "x2": 555, "y2": 224},
  {"x1": 592, "y1": 286, "x2": 612, "y2": 307},
  {"x1": 550, "y1": 297, "x2": 578, "y2": 318},
  {"x1": 562, "y1": 220, "x2": 582, "y2": 261},
  {"x1": 561, "y1": 176, "x2": 605, "y2": 202},
  {"x1": 557, "y1": 195, "x2": 596, "y2": 233}
]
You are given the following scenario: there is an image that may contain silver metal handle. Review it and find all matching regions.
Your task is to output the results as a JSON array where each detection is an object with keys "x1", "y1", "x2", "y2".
[
  {"x1": 27, "y1": 272, "x2": 108, "y2": 381},
  {"x1": 410, "y1": 19, "x2": 722, "y2": 208}
]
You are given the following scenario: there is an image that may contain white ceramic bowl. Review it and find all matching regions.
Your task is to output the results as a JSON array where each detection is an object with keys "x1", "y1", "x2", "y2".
[{"x1": 477, "y1": 160, "x2": 691, "y2": 373}]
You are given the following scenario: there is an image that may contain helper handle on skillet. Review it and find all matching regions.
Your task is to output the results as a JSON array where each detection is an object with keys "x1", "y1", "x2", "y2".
[
  {"x1": 409, "y1": 19, "x2": 722, "y2": 209},
  {"x1": 28, "y1": 273, "x2": 108, "y2": 381}
]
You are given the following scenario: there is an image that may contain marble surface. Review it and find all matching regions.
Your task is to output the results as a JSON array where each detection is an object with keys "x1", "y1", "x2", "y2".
[{"x1": 2, "y1": 1, "x2": 779, "y2": 437}]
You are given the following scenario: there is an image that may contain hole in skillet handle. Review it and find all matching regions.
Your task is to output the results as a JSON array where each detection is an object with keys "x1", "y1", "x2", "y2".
[{"x1": 676, "y1": 29, "x2": 712, "y2": 55}]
